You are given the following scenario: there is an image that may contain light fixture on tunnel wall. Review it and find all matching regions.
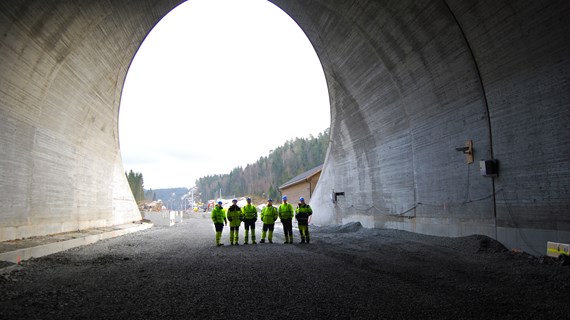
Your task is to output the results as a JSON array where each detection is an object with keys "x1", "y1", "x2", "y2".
[
  {"x1": 331, "y1": 190, "x2": 345, "y2": 204},
  {"x1": 455, "y1": 140, "x2": 474, "y2": 164}
]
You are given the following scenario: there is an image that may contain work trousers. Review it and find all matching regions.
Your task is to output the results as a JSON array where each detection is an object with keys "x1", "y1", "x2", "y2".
[
  {"x1": 298, "y1": 224, "x2": 310, "y2": 242},
  {"x1": 261, "y1": 223, "x2": 275, "y2": 241},
  {"x1": 230, "y1": 226, "x2": 239, "y2": 244},
  {"x1": 214, "y1": 223, "x2": 224, "y2": 245},
  {"x1": 281, "y1": 218, "x2": 293, "y2": 240},
  {"x1": 243, "y1": 219, "x2": 256, "y2": 243}
]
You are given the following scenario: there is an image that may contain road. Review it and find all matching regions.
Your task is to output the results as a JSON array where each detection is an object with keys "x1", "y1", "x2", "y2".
[{"x1": 1, "y1": 215, "x2": 569, "y2": 319}]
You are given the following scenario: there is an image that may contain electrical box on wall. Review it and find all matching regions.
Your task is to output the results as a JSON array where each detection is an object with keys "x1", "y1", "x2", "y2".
[{"x1": 479, "y1": 159, "x2": 499, "y2": 177}]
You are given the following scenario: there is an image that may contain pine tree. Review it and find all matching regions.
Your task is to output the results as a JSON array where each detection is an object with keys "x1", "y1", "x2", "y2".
[{"x1": 126, "y1": 170, "x2": 145, "y2": 204}]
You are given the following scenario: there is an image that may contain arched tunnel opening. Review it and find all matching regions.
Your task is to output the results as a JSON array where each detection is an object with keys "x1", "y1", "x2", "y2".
[
  {"x1": 119, "y1": 0, "x2": 331, "y2": 190},
  {"x1": 1, "y1": 0, "x2": 569, "y2": 257}
]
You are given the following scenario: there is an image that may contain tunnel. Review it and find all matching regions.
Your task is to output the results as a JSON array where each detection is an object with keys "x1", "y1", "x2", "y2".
[{"x1": 0, "y1": 0, "x2": 569, "y2": 255}]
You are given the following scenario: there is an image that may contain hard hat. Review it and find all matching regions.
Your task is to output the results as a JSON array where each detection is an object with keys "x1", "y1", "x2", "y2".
[
  {"x1": 282, "y1": 195, "x2": 288, "y2": 201},
  {"x1": 299, "y1": 197, "x2": 305, "y2": 202},
  {"x1": 232, "y1": 198, "x2": 237, "y2": 202},
  {"x1": 217, "y1": 200, "x2": 223, "y2": 205},
  {"x1": 267, "y1": 198, "x2": 273, "y2": 202},
  {"x1": 246, "y1": 197, "x2": 251, "y2": 202}
]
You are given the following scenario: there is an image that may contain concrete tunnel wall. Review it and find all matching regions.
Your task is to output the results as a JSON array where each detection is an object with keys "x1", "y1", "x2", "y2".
[
  {"x1": 0, "y1": 0, "x2": 182, "y2": 241},
  {"x1": 282, "y1": 0, "x2": 570, "y2": 255},
  {"x1": 0, "y1": 1, "x2": 569, "y2": 254}
]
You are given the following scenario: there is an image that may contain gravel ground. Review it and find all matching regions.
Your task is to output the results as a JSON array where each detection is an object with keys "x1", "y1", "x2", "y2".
[{"x1": 1, "y1": 216, "x2": 569, "y2": 319}]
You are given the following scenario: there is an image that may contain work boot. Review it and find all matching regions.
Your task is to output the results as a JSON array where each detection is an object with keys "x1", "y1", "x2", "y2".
[
  {"x1": 269, "y1": 240, "x2": 273, "y2": 244},
  {"x1": 260, "y1": 239, "x2": 265, "y2": 243},
  {"x1": 217, "y1": 243, "x2": 224, "y2": 247},
  {"x1": 306, "y1": 238, "x2": 310, "y2": 244},
  {"x1": 252, "y1": 241, "x2": 257, "y2": 244},
  {"x1": 243, "y1": 241, "x2": 248, "y2": 245},
  {"x1": 284, "y1": 236, "x2": 289, "y2": 244},
  {"x1": 289, "y1": 238, "x2": 294, "y2": 244},
  {"x1": 300, "y1": 238, "x2": 305, "y2": 244}
]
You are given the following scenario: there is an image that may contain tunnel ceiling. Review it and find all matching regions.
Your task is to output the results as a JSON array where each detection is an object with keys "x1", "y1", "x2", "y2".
[{"x1": 0, "y1": 0, "x2": 569, "y2": 254}]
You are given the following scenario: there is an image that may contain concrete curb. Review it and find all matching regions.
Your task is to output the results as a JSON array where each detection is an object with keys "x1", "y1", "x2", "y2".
[{"x1": 0, "y1": 223, "x2": 153, "y2": 268}]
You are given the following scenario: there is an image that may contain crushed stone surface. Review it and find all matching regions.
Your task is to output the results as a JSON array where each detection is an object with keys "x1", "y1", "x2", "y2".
[{"x1": 1, "y1": 217, "x2": 569, "y2": 319}]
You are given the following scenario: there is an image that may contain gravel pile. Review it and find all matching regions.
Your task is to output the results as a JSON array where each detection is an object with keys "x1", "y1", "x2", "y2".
[{"x1": 1, "y1": 216, "x2": 569, "y2": 319}]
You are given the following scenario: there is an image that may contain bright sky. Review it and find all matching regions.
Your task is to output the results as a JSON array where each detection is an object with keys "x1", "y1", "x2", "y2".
[{"x1": 119, "y1": 0, "x2": 330, "y2": 190}]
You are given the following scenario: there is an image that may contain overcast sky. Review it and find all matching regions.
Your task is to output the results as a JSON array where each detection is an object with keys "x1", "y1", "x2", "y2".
[{"x1": 119, "y1": 0, "x2": 330, "y2": 190}]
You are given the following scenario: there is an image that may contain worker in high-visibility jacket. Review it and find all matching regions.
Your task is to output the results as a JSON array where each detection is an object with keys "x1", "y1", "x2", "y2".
[
  {"x1": 295, "y1": 197, "x2": 313, "y2": 244},
  {"x1": 226, "y1": 198, "x2": 243, "y2": 245},
  {"x1": 260, "y1": 199, "x2": 278, "y2": 243},
  {"x1": 241, "y1": 197, "x2": 258, "y2": 244},
  {"x1": 278, "y1": 195, "x2": 295, "y2": 244},
  {"x1": 211, "y1": 200, "x2": 227, "y2": 246}
]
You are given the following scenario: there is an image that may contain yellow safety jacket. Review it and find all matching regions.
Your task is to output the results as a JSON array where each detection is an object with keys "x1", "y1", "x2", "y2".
[
  {"x1": 242, "y1": 204, "x2": 258, "y2": 220},
  {"x1": 211, "y1": 206, "x2": 226, "y2": 224},
  {"x1": 295, "y1": 203, "x2": 313, "y2": 226},
  {"x1": 278, "y1": 203, "x2": 294, "y2": 220},
  {"x1": 261, "y1": 205, "x2": 278, "y2": 224},
  {"x1": 227, "y1": 204, "x2": 243, "y2": 227}
]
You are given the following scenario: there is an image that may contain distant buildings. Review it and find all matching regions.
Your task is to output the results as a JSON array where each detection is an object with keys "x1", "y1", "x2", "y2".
[
  {"x1": 139, "y1": 200, "x2": 164, "y2": 212},
  {"x1": 278, "y1": 165, "x2": 322, "y2": 204}
]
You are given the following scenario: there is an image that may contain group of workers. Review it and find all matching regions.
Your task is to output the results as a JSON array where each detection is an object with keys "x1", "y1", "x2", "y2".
[{"x1": 210, "y1": 196, "x2": 313, "y2": 247}]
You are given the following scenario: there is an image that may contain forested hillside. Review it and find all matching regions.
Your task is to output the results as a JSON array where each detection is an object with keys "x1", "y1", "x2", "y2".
[
  {"x1": 196, "y1": 128, "x2": 329, "y2": 201},
  {"x1": 126, "y1": 170, "x2": 190, "y2": 210}
]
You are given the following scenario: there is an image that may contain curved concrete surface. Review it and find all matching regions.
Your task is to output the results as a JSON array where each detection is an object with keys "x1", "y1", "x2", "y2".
[{"x1": 1, "y1": 1, "x2": 569, "y2": 254}]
